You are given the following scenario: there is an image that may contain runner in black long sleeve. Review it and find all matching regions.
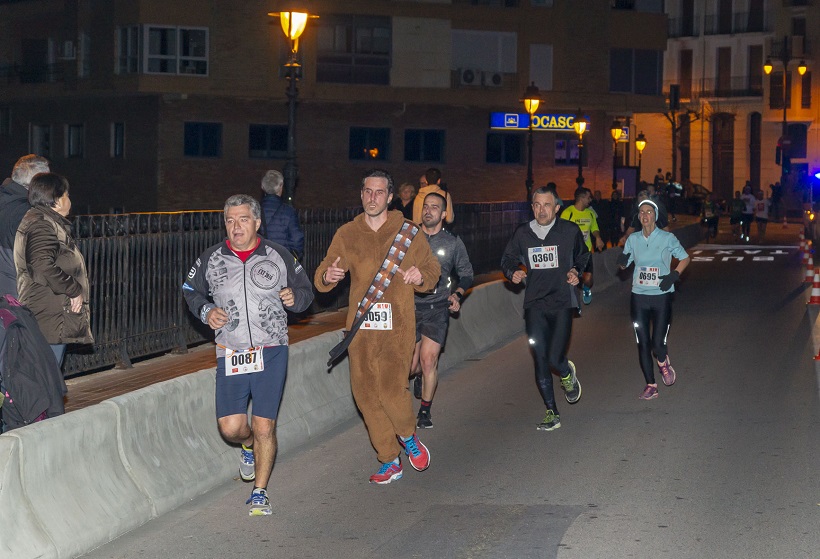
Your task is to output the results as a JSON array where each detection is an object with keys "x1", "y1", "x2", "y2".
[{"x1": 501, "y1": 185, "x2": 589, "y2": 431}]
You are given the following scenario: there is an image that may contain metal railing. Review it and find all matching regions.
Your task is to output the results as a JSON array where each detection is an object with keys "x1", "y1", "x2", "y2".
[{"x1": 63, "y1": 202, "x2": 531, "y2": 376}]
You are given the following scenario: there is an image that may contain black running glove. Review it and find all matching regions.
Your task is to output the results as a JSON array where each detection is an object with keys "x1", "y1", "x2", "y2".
[
  {"x1": 616, "y1": 252, "x2": 630, "y2": 268},
  {"x1": 659, "y1": 270, "x2": 680, "y2": 292}
]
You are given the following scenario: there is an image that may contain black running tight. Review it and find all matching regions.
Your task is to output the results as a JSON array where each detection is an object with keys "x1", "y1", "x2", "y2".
[
  {"x1": 630, "y1": 293, "x2": 672, "y2": 385},
  {"x1": 525, "y1": 307, "x2": 573, "y2": 413}
]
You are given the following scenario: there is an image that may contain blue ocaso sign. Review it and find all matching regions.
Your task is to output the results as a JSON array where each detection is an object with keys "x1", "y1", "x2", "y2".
[{"x1": 490, "y1": 112, "x2": 583, "y2": 131}]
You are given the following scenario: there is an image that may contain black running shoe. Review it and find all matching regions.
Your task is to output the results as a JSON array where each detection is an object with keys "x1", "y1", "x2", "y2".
[
  {"x1": 417, "y1": 409, "x2": 433, "y2": 429},
  {"x1": 413, "y1": 375, "x2": 422, "y2": 400}
]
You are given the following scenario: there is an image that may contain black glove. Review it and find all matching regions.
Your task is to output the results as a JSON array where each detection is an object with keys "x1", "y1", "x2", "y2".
[
  {"x1": 659, "y1": 270, "x2": 680, "y2": 292},
  {"x1": 616, "y1": 252, "x2": 630, "y2": 268}
]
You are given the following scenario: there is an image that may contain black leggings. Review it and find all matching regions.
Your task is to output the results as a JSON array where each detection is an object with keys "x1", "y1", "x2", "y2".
[
  {"x1": 525, "y1": 307, "x2": 573, "y2": 413},
  {"x1": 630, "y1": 293, "x2": 671, "y2": 385},
  {"x1": 741, "y1": 213, "x2": 753, "y2": 238}
]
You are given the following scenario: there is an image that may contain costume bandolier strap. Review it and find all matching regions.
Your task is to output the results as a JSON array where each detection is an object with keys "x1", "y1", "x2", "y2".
[{"x1": 327, "y1": 220, "x2": 419, "y2": 368}]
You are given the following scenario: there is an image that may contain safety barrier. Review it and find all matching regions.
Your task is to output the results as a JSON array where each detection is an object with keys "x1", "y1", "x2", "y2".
[{"x1": 0, "y1": 223, "x2": 701, "y2": 559}]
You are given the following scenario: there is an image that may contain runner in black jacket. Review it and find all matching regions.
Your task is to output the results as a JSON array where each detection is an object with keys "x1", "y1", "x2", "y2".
[{"x1": 501, "y1": 185, "x2": 589, "y2": 431}]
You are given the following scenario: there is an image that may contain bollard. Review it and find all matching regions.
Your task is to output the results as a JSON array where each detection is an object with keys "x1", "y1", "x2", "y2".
[{"x1": 809, "y1": 268, "x2": 820, "y2": 305}]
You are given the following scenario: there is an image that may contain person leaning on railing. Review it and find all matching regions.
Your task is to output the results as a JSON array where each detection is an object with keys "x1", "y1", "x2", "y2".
[{"x1": 14, "y1": 172, "x2": 93, "y2": 366}]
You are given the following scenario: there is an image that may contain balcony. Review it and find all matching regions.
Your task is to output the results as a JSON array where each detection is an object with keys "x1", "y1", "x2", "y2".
[
  {"x1": 703, "y1": 12, "x2": 769, "y2": 35},
  {"x1": 664, "y1": 77, "x2": 764, "y2": 101},
  {"x1": 0, "y1": 63, "x2": 64, "y2": 85},
  {"x1": 668, "y1": 17, "x2": 699, "y2": 38}
]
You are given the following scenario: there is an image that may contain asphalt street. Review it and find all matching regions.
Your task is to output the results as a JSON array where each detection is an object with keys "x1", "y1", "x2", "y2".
[{"x1": 81, "y1": 242, "x2": 820, "y2": 559}]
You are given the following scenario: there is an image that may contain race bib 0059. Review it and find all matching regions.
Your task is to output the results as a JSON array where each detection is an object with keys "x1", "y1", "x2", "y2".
[
  {"x1": 528, "y1": 246, "x2": 558, "y2": 269},
  {"x1": 637, "y1": 266, "x2": 660, "y2": 287},
  {"x1": 225, "y1": 346, "x2": 265, "y2": 376},
  {"x1": 361, "y1": 302, "x2": 392, "y2": 330}
]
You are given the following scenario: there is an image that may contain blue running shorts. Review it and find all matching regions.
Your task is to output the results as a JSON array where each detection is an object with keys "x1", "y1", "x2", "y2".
[{"x1": 215, "y1": 345, "x2": 288, "y2": 420}]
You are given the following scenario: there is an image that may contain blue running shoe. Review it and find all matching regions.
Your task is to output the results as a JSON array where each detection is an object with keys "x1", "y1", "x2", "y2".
[
  {"x1": 239, "y1": 444, "x2": 255, "y2": 481},
  {"x1": 369, "y1": 460, "x2": 403, "y2": 484},
  {"x1": 246, "y1": 488, "x2": 272, "y2": 516},
  {"x1": 399, "y1": 433, "x2": 430, "y2": 471}
]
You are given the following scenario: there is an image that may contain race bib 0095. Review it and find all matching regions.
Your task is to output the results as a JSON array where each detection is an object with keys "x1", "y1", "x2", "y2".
[
  {"x1": 528, "y1": 246, "x2": 558, "y2": 269},
  {"x1": 360, "y1": 302, "x2": 392, "y2": 330}
]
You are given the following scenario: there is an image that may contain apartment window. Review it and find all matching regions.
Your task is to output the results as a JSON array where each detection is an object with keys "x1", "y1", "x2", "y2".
[
  {"x1": 452, "y1": 30, "x2": 517, "y2": 76},
  {"x1": 317, "y1": 15, "x2": 390, "y2": 85},
  {"x1": 349, "y1": 127, "x2": 390, "y2": 160},
  {"x1": 802, "y1": 72, "x2": 812, "y2": 108},
  {"x1": 554, "y1": 133, "x2": 581, "y2": 166},
  {"x1": 30, "y1": 124, "x2": 51, "y2": 157},
  {"x1": 404, "y1": 129, "x2": 444, "y2": 163},
  {"x1": 111, "y1": 123, "x2": 125, "y2": 158},
  {"x1": 66, "y1": 124, "x2": 84, "y2": 158},
  {"x1": 787, "y1": 123, "x2": 807, "y2": 158},
  {"x1": 610, "y1": 49, "x2": 662, "y2": 95},
  {"x1": 748, "y1": 45, "x2": 763, "y2": 95},
  {"x1": 145, "y1": 26, "x2": 208, "y2": 75},
  {"x1": 791, "y1": 17, "x2": 806, "y2": 38},
  {"x1": 117, "y1": 26, "x2": 140, "y2": 74},
  {"x1": 249, "y1": 124, "x2": 287, "y2": 159},
  {"x1": 486, "y1": 133, "x2": 523, "y2": 164},
  {"x1": 184, "y1": 122, "x2": 222, "y2": 157},
  {"x1": 769, "y1": 71, "x2": 792, "y2": 109},
  {"x1": 0, "y1": 107, "x2": 9, "y2": 135}
]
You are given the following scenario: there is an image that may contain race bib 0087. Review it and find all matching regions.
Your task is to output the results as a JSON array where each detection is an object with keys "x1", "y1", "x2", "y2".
[{"x1": 225, "y1": 346, "x2": 265, "y2": 376}]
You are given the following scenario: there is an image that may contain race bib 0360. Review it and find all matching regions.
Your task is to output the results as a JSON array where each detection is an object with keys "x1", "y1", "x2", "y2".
[
  {"x1": 360, "y1": 302, "x2": 392, "y2": 330},
  {"x1": 225, "y1": 346, "x2": 265, "y2": 375},
  {"x1": 637, "y1": 266, "x2": 660, "y2": 287},
  {"x1": 528, "y1": 246, "x2": 558, "y2": 269}
]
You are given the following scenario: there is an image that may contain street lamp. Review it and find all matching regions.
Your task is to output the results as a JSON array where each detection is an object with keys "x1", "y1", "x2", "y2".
[
  {"x1": 764, "y1": 36, "x2": 808, "y2": 184},
  {"x1": 521, "y1": 82, "x2": 542, "y2": 200},
  {"x1": 610, "y1": 120, "x2": 623, "y2": 191},
  {"x1": 635, "y1": 131, "x2": 647, "y2": 183},
  {"x1": 572, "y1": 109, "x2": 588, "y2": 187},
  {"x1": 268, "y1": 7, "x2": 317, "y2": 205}
]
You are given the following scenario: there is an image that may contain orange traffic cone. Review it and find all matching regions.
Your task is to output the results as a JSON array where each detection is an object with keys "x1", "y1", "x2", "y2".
[
  {"x1": 806, "y1": 253, "x2": 815, "y2": 283},
  {"x1": 809, "y1": 269, "x2": 820, "y2": 305},
  {"x1": 803, "y1": 244, "x2": 810, "y2": 268}
]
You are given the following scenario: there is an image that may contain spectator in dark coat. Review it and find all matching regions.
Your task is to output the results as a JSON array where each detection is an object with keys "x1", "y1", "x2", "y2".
[
  {"x1": 0, "y1": 155, "x2": 50, "y2": 298},
  {"x1": 260, "y1": 170, "x2": 305, "y2": 260}
]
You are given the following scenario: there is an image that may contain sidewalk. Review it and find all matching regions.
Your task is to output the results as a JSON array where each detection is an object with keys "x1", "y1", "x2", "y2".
[{"x1": 63, "y1": 217, "x2": 705, "y2": 413}]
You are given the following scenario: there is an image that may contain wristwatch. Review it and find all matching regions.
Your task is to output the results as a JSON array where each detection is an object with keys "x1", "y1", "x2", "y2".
[{"x1": 454, "y1": 292, "x2": 464, "y2": 302}]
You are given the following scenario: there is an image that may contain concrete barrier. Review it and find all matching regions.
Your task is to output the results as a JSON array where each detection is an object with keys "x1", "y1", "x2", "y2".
[
  {"x1": 0, "y1": 437, "x2": 56, "y2": 559},
  {"x1": 6, "y1": 404, "x2": 153, "y2": 559},
  {"x1": 458, "y1": 282, "x2": 526, "y2": 354},
  {"x1": 109, "y1": 371, "x2": 235, "y2": 518},
  {"x1": 277, "y1": 330, "x2": 356, "y2": 454}
]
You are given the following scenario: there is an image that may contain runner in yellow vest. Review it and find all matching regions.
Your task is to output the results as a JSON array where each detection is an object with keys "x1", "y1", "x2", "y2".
[{"x1": 560, "y1": 187, "x2": 604, "y2": 305}]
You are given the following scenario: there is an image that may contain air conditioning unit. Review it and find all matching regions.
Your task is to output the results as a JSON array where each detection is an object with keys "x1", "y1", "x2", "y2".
[
  {"x1": 483, "y1": 71, "x2": 504, "y2": 87},
  {"x1": 459, "y1": 68, "x2": 481, "y2": 86},
  {"x1": 59, "y1": 40, "x2": 76, "y2": 60}
]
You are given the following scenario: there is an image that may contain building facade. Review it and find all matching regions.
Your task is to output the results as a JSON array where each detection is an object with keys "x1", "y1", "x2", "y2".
[
  {"x1": 636, "y1": 0, "x2": 817, "y2": 209},
  {"x1": 0, "y1": 0, "x2": 667, "y2": 213}
]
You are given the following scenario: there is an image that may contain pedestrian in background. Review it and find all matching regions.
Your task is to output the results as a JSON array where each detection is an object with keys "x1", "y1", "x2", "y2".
[
  {"x1": 0, "y1": 154, "x2": 50, "y2": 298},
  {"x1": 14, "y1": 172, "x2": 93, "y2": 366},
  {"x1": 740, "y1": 184, "x2": 756, "y2": 243},
  {"x1": 260, "y1": 170, "x2": 305, "y2": 260},
  {"x1": 413, "y1": 168, "x2": 454, "y2": 225},
  {"x1": 389, "y1": 182, "x2": 416, "y2": 220},
  {"x1": 618, "y1": 198, "x2": 690, "y2": 400}
]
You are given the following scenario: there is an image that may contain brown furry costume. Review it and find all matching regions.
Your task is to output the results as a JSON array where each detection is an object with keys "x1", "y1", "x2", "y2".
[{"x1": 315, "y1": 210, "x2": 440, "y2": 463}]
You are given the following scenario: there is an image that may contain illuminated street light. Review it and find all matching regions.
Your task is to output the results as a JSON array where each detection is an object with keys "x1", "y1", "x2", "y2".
[
  {"x1": 610, "y1": 120, "x2": 623, "y2": 191},
  {"x1": 521, "y1": 82, "x2": 542, "y2": 199},
  {"x1": 572, "y1": 108, "x2": 588, "y2": 187},
  {"x1": 635, "y1": 131, "x2": 647, "y2": 182}
]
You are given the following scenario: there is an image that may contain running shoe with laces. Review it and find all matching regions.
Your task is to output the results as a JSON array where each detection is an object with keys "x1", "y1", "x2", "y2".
[
  {"x1": 239, "y1": 444, "x2": 255, "y2": 481},
  {"x1": 369, "y1": 459, "x2": 403, "y2": 484},
  {"x1": 639, "y1": 385, "x2": 659, "y2": 400},
  {"x1": 413, "y1": 375, "x2": 422, "y2": 400},
  {"x1": 657, "y1": 357, "x2": 676, "y2": 386},
  {"x1": 582, "y1": 286, "x2": 592, "y2": 305},
  {"x1": 537, "y1": 409, "x2": 561, "y2": 431},
  {"x1": 560, "y1": 361, "x2": 582, "y2": 404},
  {"x1": 246, "y1": 487, "x2": 272, "y2": 516},
  {"x1": 416, "y1": 408, "x2": 433, "y2": 429},
  {"x1": 399, "y1": 433, "x2": 430, "y2": 471}
]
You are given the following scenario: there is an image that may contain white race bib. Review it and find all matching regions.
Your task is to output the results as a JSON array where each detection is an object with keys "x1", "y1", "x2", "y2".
[
  {"x1": 225, "y1": 347, "x2": 265, "y2": 376},
  {"x1": 527, "y1": 246, "x2": 558, "y2": 269},
  {"x1": 360, "y1": 302, "x2": 393, "y2": 330},
  {"x1": 637, "y1": 267, "x2": 660, "y2": 287}
]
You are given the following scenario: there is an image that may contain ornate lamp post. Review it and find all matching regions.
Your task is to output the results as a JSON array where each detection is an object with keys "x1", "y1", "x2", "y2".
[
  {"x1": 764, "y1": 37, "x2": 807, "y2": 184},
  {"x1": 610, "y1": 120, "x2": 623, "y2": 191},
  {"x1": 572, "y1": 109, "x2": 588, "y2": 187},
  {"x1": 635, "y1": 131, "x2": 647, "y2": 183},
  {"x1": 521, "y1": 82, "x2": 542, "y2": 200},
  {"x1": 268, "y1": 7, "x2": 317, "y2": 204}
]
